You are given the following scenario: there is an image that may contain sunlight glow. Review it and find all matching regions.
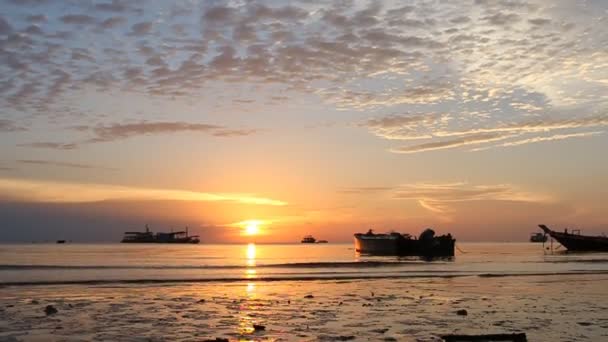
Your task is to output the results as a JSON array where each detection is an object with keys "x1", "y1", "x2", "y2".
[{"x1": 243, "y1": 220, "x2": 261, "y2": 236}]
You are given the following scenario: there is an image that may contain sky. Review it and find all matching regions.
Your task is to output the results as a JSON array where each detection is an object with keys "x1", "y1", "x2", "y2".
[{"x1": 0, "y1": 0, "x2": 607, "y2": 243}]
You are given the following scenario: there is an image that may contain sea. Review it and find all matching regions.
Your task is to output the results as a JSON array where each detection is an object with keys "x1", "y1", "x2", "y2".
[{"x1": 1, "y1": 242, "x2": 607, "y2": 285}]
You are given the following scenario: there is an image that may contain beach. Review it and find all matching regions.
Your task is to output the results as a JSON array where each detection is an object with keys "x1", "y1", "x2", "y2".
[
  {"x1": 1, "y1": 243, "x2": 608, "y2": 341},
  {"x1": 1, "y1": 275, "x2": 607, "y2": 341}
]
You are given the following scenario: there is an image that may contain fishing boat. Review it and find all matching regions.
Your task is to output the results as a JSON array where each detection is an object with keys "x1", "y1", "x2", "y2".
[
  {"x1": 529, "y1": 232, "x2": 548, "y2": 243},
  {"x1": 538, "y1": 224, "x2": 608, "y2": 251},
  {"x1": 121, "y1": 225, "x2": 200, "y2": 244},
  {"x1": 301, "y1": 235, "x2": 316, "y2": 243},
  {"x1": 354, "y1": 228, "x2": 455, "y2": 256}
]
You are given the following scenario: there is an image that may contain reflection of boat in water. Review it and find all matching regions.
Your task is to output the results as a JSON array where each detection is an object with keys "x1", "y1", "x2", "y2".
[
  {"x1": 539, "y1": 224, "x2": 608, "y2": 252},
  {"x1": 301, "y1": 235, "x2": 316, "y2": 243},
  {"x1": 530, "y1": 232, "x2": 548, "y2": 243},
  {"x1": 354, "y1": 228, "x2": 455, "y2": 256},
  {"x1": 121, "y1": 225, "x2": 200, "y2": 244}
]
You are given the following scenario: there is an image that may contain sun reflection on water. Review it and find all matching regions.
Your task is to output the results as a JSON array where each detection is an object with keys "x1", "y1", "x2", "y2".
[{"x1": 246, "y1": 243, "x2": 256, "y2": 267}]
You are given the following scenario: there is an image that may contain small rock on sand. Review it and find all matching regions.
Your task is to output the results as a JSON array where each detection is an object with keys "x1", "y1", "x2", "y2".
[
  {"x1": 45, "y1": 305, "x2": 58, "y2": 315},
  {"x1": 304, "y1": 294, "x2": 314, "y2": 299},
  {"x1": 371, "y1": 328, "x2": 389, "y2": 334},
  {"x1": 253, "y1": 324, "x2": 266, "y2": 331},
  {"x1": 456, "y1": 309, "x2": 468, "y2": 316},
  {"x1": 203, "y1": 338, "x2": 228, "y2": 342}
]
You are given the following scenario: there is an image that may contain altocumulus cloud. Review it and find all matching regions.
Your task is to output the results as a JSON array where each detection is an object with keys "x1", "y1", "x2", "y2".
[{"x1": 0, "y1": 0, "x2": 605, "y2": 155}]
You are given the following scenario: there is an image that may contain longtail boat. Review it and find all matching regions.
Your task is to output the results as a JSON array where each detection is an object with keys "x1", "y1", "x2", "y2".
[{"x1": 538, "y1": 224, "x2": 608, "y2": 252}]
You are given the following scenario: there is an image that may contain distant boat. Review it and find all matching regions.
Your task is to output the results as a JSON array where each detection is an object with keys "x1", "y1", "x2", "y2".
[
  {"x1": 529, "y1": 232, "x2": 548, "y2": 243},
  {"x1": 121, "y1": 225, "x2": 200, "y2": 244},
  {"x1": 539, "y1": 224, "x2": 608, "y2": 251},
  {"x1": 316, "y1": 240, "x2": 329, "y2": 243},
  {"x1": 301, "y1": 235, "x2": 316, "y2": 243},
  {"x1": 354, "y1": 228, "x2": 455, "y2": 257},
  {"x1": 56, "y1": 240, "x2": 66, "y2": 244}
]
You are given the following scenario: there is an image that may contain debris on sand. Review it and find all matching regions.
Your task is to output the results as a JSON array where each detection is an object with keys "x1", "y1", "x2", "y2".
[
  {"x1": 441, "y1": 332, "x2": 527, "y2": 341},
  {"x1": 371, "y1": 328, "x2": 389, "y2": 334},
  {"x1": 44, "y1": 305, "x2": 58, "y2": 315},
  {"x1": 456, "y1": 309, "x2": 468, "y2": 316},
  {"x1": 304, "y1": 294, "x2": 314, "y2": 299},
  {"x1": 203, "y1": 338, "x2": 229, "y2": 342},
  {"x1": 253, "y1": 324, "x2": 266, "y2": 331}
]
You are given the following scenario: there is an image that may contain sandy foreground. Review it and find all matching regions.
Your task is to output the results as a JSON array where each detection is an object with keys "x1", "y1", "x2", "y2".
[{"x1": 0, "y1": 274, "x2": 607, "y2": 341}]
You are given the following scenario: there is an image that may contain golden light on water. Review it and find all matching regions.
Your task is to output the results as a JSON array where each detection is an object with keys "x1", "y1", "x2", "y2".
[{"x1": 246, "y1": 243, "x2": 256, "y2": 267}]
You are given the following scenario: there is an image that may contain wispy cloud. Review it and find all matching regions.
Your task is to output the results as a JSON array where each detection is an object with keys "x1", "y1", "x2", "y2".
[
  {"x1": 0, "y1": 120, "x2": 25, "y2": 132},
  {"x1": 391, "y1": 132, "x2": 513, "y2": 154},
  {"x1": 393, "y1": 182, "x2": 552, "y2": 214},
  {"x1": 17, "y1": 159, "x2": 117, "y2": 171},
  {"x1": 16, "y1": 142, "x2": 78, "y2": 150},
  {"x1": 471, "y1": 131, "x2": 605, "y2": 151},
  {"x1": 82, "y1": 121, "x2": 258, "y2": 143},
  {"x1": 0, "y1": 178, "x2": 287, "y2": 206}
]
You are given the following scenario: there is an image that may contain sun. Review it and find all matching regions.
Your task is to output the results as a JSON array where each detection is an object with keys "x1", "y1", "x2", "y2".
[{"x1": 244, "y1": 220, "x2": 260, "y2": 236}]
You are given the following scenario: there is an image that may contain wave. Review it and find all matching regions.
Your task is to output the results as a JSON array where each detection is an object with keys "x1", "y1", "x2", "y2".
[
  {"x1": 2, "y1": 270, "x2": 607, "y2": 287},
  {"x1": 0, "y1": 260, "x2": 439, "y2": 271}
]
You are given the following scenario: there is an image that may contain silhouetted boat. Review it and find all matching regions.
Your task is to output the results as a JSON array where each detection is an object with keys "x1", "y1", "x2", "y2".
[
  {"x1": 56, "y1": 240, "x2": 66, "y2": 244},
  {"x1": 121, "y1": 225, "x2": 200, "y2": 244},
  {"x1": 539, "y1": 224, "x2": 608, "y2": 251},
  {"x1": 301, "y1": 235, "x2": 316, "y2": 243},
  {"x1": 354, "y1": 228, "x2": 455, "y2": 256},
  {"x1": 529, "y1": 232, "x2": 547, "y2": 243},
  {"x1": 316, "y1": 240, "x2": 329, "y2": 243}
]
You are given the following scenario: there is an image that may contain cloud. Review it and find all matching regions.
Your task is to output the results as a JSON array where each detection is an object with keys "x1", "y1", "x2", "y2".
[
  {"x1": 435, "y1": 115, "x2": 608, "y2": 138},
  {"x1": 17, "y1": 142, "x2": 78, "y2": 150},
  {"x1": 0, "y1": 120, "x2": 25, "y2": 132},
  {"x1": 0, "y1": 16, "x2": 12, "y2": 35},
  {"x1": 81, "y1": 121, "x2": 258, "y2": 143},
  {"x1": 130, "y1": 22, "x2": 153, "y2": 36},
  {"x1": 391, "y1": 132, "x2": 512, "y2": 154},
  {"x1": 100, "y1": 17, "x2": 126, "y2": 29},
  {"x1": 0, "y1": 178, "x2": 287, "y2": 206},
  {"x1": 472, "y1": 131, "x2": 604, "y2": 151},
  {"x1": 363, "y1": 113, "x2": 450, "y2": 140},
  {"x1": 60, "y1": 14, "x2": 96, "y2": 25},
  {"x1": 366, "y1": 113, "x2": 608, "y2": 153},
  {"x1": 337, "y1": 186, "x2": 392, "y2": 194},
  {"x1": 95, "y1": 1, "x2": 127, "y2": 13},
  {"x1": 0, "y1": 0, "x2": 606, "y2": 155},
  {"x1": 393, "y1": 182, "x2": 552, "y2": 213},
  {"x1": 17, "y1": 159, "x2": 116, "y2": 170},
  {"x1": 483, "y1": 12, "x2": 521, "y2": 26}
]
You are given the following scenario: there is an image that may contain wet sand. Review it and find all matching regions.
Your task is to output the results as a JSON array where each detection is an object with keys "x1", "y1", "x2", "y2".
[{"x1": 1, "y1": 274, "x2": 607, "y2": 341}]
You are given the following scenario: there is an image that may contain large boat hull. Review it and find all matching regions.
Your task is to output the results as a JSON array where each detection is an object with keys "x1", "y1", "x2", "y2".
[
  {"x1": 354, "y1": 232, "x2": 455, "y2": 257},
  {"x1": 539, "y1": 225, "x2": 608, "y2": 251}
]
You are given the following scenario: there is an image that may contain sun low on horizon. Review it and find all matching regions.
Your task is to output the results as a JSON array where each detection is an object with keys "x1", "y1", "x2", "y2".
[{"x1": 242, "y1": 220, "x2": 262, "y2": 237}]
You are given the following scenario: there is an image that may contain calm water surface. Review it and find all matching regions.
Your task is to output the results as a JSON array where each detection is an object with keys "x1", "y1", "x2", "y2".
[{"x1": 1, "y1": 243, "x2": 607, "y2": 284}]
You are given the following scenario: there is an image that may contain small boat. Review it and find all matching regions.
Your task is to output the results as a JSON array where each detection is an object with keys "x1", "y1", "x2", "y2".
[
  {"x1": 354, "y1": 228, "x2": 455, "y2": 257},
  {"x1": 539, "y1": 224, "x2": 608, "y2": 251},
  {"x1": 56, "y1": 240, "x2": 66, "y2": 244},
  {"x1": 316, "y1": 240, "x2": 329, "y2": 243},
  {"x1": 121, "y1": 225, "x2": 200, "y2": 244},
  {"x1": 529, "y1": 232, "x2": 547, "y2": 243},
  {"x1": 301, "y1": 235, "x2": 316, "y2": 243}
]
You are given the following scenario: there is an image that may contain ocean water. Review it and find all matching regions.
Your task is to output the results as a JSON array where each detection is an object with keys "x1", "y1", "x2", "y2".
[{"x1": 1, "y1": 242, "x2": 607, "y2": 285}]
